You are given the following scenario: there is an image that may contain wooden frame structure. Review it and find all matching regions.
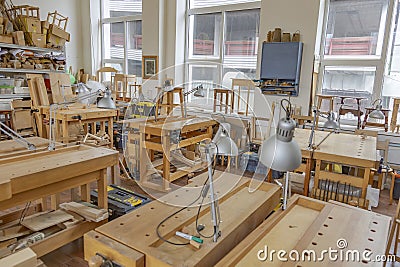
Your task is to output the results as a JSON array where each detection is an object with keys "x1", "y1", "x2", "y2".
[
  {"x1": 217, "y1": 195, "x2": 391, "y2": 266},
  {"x1": 84, "y1": 171, "x2": 281, "y2": 266},
  {"x1": 40, "y1": 106, "x2": 117, "y2": 147},
  {"x1": 139, "y1": 116, "x2": 217, "y2": 191},
  {"x1": 0, "y1": 142, "x2": 118, "y2": 257}
]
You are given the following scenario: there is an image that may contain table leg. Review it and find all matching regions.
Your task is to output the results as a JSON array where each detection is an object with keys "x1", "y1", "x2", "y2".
[
  {"x1": 97, "y1": 169, "x2": 108, "y2": 209},
  {"x1": 61, "y1": 120, "x2": 68, "y2": 143},
  {"x1": 303, "y1": 158, "x2": 312, "y2": 196},
  {"x1": 162, "y1": 133, "x2": 171, "y2": 191},
  {"x1": 362, "y1": 167, "x2": 370, "y2": 199},
  {"x1": 80, "y1": 184, "x2": 91, "y2": 202},
  {"x1": 50, "y1": 194, "x2": 60, "y2": 210},
  {"x1": 108, "y1": 118, "x2": 113, "y2": 148}
]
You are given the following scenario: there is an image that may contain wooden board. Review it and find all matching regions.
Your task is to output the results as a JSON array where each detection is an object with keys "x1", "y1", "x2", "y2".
[
  {"x1": 217, "y1": 195, "x2": 391, "y2": 267},
  {"x1": 21, "y1": 210, "x2": 73, "y2": 231},
  {"x1": 0, "y1": 225, "x2": 32, "y2": 242},
  {"x1": 91, "y1": 171, "x2": 281, "y2": 267},
  {"x1": 0, "y1": 248, "x2": 37, "y2": 267},
  {"x1": 49, "y1": 73, "x2": 72, "y2": 104},
  {"x1": 0, "y1": 137, "x2": 64, "y2": 159}
]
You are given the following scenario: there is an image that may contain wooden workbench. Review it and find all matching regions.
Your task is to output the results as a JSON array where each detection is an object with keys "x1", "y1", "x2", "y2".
[
  {"x1": 84, "y1": 171, "x2": 281, "y2": 266},
  {"x1": 139, "y1": 116, "x2": 218, "y2": 191},
  {"x1": 0, "y1": 144, "x2": 119, "y2": 257},
  {"x1": 293, "y1": 128, "x2": 377, "y2": 200},
  {"x1": 0, "y1": 137, "x2": 65, "y2": 159},
  {"x1": 40, "y1": 106, "x2": 117, "y2": 147},
  {"x1": 217, "y1": 195, "x2": 391, "y2": 266}
]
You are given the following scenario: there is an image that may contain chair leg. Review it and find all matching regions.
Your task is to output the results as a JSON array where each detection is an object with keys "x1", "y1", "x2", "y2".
[{"x1": 391, "y1": 172, "x2": 395, "y2": 205}]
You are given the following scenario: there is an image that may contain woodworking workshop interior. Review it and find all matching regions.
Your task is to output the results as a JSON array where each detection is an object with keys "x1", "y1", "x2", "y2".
[{"x1": 2, "y1": 0, "x2": 400, "y2": 266}]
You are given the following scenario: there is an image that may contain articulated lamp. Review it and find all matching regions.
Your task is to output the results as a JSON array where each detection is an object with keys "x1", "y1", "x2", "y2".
[
  {"x1": 369, "y1": 99, "x2": 385, "y2": 120},
  {"x1": 203, "y1": 122, "x2": 238, "y2": 242},
  {"x1": 0, "y1": 121, "x2": 36, "y2": 151},
  {"x1": 259, "y1": 99, "x2": 301, "y2": 210},
  {"x1": 323, "y1": 112, "x2": 339, "y2": 130}
]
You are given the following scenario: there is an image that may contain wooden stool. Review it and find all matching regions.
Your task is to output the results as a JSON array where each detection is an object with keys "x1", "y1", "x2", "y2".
[
  {"x1": 391, "y1": 98, "x2": 400, "y2": 132},
  {"x1": 213, "y1": 88, "x2": 234, "y2": 114},
  {"x1": 155, "y1": 87, "x2": 185, "y2": 119},
  {"x1": 114, "y1": 74, "x2": 136, "y2": 101},
  {"x1": 362, "y1": 107, "x2": 390, "y2": 132},
  {"x1": 385, "y1": 199, "x2": 400, "y2": 265},
  {"x1": 316, "y1": 94, "x2": 335, "y2": 127}
]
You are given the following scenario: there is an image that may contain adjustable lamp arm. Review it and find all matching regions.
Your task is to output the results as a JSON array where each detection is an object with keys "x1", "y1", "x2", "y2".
[{"x1": 0, "y1": 121, "x2": 36, "y2": 150}]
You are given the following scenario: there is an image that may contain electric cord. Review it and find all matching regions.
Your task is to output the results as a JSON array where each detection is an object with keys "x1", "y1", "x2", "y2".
[{"x1": 155, "y1": 142, "x2": 218, "y2": 246}]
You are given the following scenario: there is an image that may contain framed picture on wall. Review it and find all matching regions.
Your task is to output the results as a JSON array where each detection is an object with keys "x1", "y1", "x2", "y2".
[{"x1": 142, "y1": 55, "x2": 158, "y2": 79}]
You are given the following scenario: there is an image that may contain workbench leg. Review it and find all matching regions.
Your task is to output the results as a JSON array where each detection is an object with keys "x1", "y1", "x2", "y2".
[
  {"x1": 50, "y1": 194, "x2": 60, "y2": 210},
  {"x1": 111, "y1": 165, "x2": 120, "y2": 185},
  {"x1": 70, "y1": 188, "x2": 80, "y2": 202},
  {"x1": 84, "y1": 123, "x2": 89, "y2": 135},
  {"x1": 303, "y1": 158, "x2": 312, "y2": 196},
  {"x1": 62, "y1": 120, "x2": 68, "y2": 144},
  {"x1": 139, "y1": 132, "x2": 148, "y2": 184},
  {"x1": 100, "y1": 121, "x2": 106, "y2": 134},
  {"x1": 97, "y1": 169, "x2": 108, "y2": 209},
  {"x1": 80, "y1": 184, "x2": 91, "y2": 202},
  {"x1": 362, "y1": 168, "x2": 371, "y2": 199},
  {"x1": 41, "y1": 197, "x2": 48, "y2": 211},
  {"x1": 108, "y1": 118, "x2": 114, "y2": 148},
  {"x1": 314, "y1": 160, "x2": 322, "y2": 196},
  {"x1": 162, "y1": 134, "x2": 171, "y2": 191}
]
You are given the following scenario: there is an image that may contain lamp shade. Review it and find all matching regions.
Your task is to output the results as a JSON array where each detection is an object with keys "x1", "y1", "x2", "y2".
[
  {"x1": 211, "y1": 123, "x2": 238, "y2": 156},
  {"x1": 323, "y1": 112, "x2": 339, "y2": 129},
  {"x1": 369, "y1": 109, "x2": 385, "y2": 120},
  {"x1": 259, "y1": 118, "x2": 301, "y2": 172},
  {"x1": 97, "y1": 89, "x2": 116, "y2": 109}
]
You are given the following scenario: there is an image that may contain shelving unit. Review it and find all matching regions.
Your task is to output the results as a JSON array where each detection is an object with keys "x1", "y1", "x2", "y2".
[
  {"x1": 0, "y1": 67, "x2": 64, "y2": 74},
  {"x1": 0, "y1": 42, "x2": 63, "y2": 54}
]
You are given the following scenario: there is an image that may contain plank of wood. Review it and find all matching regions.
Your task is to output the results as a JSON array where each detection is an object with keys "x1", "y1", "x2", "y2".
[
  {"x1": 60, "y1": 202, "x2": 108, "y2": 222},
  {"x1": 49, "y1": 73, "x2": 72, "y2": 104},
  {"x1": 34, "y1": 77, "x2": 50, "y2": 106},
  {"x1": 0, "y1": 248, "x2": 37, "y2": 267},
  {"x1": 21, "y1": 210, "x2": 73, "y2": 232},
  {"x1": 0, "y1": 226, "x2": 32, "y2": 242}
]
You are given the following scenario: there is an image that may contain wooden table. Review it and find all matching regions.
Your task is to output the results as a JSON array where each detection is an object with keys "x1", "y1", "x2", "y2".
[
  {"x1": 217, "y1": 195, "x2": 391, "y2": 266},
  {"x1": 84, "y1": 171, "x2": 281, "y2": 267},
  {"x1": 0, "y1": 144, "x2": 119, "y2": 257},
  {"x1": 139, "y1": 116, "x2": 217, "y2": 191},
  {"x1": 293, "y1": 128, "x2": 377, "y2": 200},
  {"x1": 40, "y1": 106, "x2": 117, "y2": 147}
]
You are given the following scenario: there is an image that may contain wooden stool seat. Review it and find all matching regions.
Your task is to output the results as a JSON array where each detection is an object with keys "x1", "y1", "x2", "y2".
[
  {"x1": 155, "y1": 87, "x2": 185, "y2": 119},
  {"x1": 213, "y1": 88, "x2": 234, "y2": 114}
]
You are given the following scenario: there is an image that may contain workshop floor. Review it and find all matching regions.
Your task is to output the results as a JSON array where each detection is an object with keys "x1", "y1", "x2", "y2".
[{"x1": 37, "y1": 172, "x2": 400, "y2": 267}]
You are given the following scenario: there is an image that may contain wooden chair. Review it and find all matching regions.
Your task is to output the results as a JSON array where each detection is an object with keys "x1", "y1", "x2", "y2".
[
  {"x1": 316, "y1": 94, "x2": 335, "y2": 127},
  {"x1": 114, "y1": 74, "x2": 136, "y2": 101},
  {"x1": 385, "y1": 200, "x2": 400, "y2": 265},
  {"x1": 362, "y1": 107, "x2": 390, "y2": 132},
  {"x1": 213, "y1": 88, "x2": 234, "y2": 114},
  {"x1": 96, "y1": 66, "x2": 118, "y2": 85},
  {"x1": 231, "y1": 78, "x2": 254, "y2": 116}
]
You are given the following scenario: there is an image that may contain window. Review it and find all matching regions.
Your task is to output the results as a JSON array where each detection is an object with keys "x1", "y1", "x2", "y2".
[
  {"x1": 101, "y1": 0, "x2": 142, "y2": 77},
  {"x1": 186, "y1": 1, "x2": 261, "y2": 112},
  {"x1": 324, "y1": 0, "x2": 388, "y2": 57},
  {"x1": 318, "y1": 0, "x2": 395, "y2": 129}
]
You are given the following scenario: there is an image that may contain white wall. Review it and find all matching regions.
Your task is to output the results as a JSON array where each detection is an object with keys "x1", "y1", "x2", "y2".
[
  {"x1": 254, "y1": 0, "x2": 321, "y2": 117},
  {"x1": 12, "y1": 0, "x2": 89, "y2": 72}
]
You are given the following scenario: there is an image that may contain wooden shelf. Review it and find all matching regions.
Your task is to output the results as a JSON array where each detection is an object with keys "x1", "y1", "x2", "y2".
[
  {"x1": 0, "y1": 42, "x2": 63, "y2": 54},
  {"x1": 0, "y1": 68, "x2": 64, "y2": 74}
]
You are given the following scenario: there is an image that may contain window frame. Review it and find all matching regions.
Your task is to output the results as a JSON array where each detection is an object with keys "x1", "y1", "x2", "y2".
[
  {"x1": 317, "y1": 0, "x2": 396, "y2": 103},
  {"x1": 185, "y1": 1, "x2": 261, "y2": 102},
  {"x1": 101, "y1": 0, "x2": 142, "y2": 75}
]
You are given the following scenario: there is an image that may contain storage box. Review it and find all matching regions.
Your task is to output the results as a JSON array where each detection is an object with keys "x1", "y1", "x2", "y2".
[
  {"x1": 25, "y1": 32, "x2": 46, "y2": 48},
  {"x1": 12, "y1": 31, "x2": 25, "y2": 46},
  {"x1": 0, "y1": 34, "x2": 13, "y2": 44},
  {"x1": 48, "y1": 24, "x2": 70, "y2": 41},
  {"x1": 19, "y1": 16, "x2": 41, "y2": 33},
  {"x1": 47, "y1": 33, "x2": 66, "y2": 47}
]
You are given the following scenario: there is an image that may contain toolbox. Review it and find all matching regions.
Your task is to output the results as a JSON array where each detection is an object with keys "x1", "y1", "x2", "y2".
[{"x1": 91, "y1": 184, "x2": 151, "y2": 220}]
